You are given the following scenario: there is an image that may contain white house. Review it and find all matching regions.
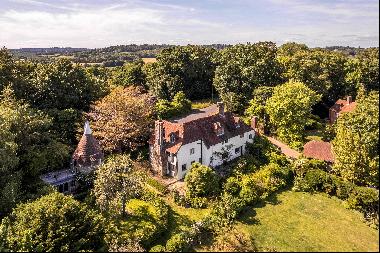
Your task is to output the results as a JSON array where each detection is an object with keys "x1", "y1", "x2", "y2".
[{"x1": 149, "y1": 102, "x2": 257, "y2": 180}]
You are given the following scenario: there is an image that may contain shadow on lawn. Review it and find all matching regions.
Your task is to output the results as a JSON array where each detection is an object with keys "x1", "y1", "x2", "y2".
[{"x1": 238, "y1": 187, "x2": 291, "y2": 226}]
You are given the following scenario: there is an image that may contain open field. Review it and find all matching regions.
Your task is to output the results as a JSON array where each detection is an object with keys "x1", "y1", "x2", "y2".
[
  {"x1": 142, "y1": 57, "x2": 157, "y2": 63},
  {"x1": 236, "y1": 190, "x2": 379, "y2": 252}
]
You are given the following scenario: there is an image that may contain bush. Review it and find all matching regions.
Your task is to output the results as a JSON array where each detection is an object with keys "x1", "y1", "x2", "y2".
[
  {"x1": 165, "y1": 232, "x2": 192, "y2": 252},
  {"x1": 172, "y1": 190, "x2": 187, "y2": 207},
  {"x1": 185, "y1": 163, "x2": 220, "y2": 206},
  {"x1": 187, "y1": 196, "x2": 208, "y2": 209},
  {"x1": 293, "y1": 169, "x2": 333, "y2": 193},
  {"x1": 345, "y1": 186, "x2": 379, "y2": 225},
  {"x1": 223, "y1": 177, "x2": 242, "y2": 196},
  {"x1": 146, "y1": 178, "x2": 167, "y2": 194},
  {"x1": 149, "y1": 244, "x2": 166, "y2": 252},
  {"x1": 245, "y1": 135, "x2": 277, "y2": 165}
]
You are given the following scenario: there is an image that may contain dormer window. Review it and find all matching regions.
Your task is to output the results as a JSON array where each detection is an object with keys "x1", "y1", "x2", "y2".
[
  {"x1": 235, "y1": 122, "x2": 240, "y2": 128},
  {"x1": 213, "y1": 122, "x2": 224, "y2": 137},
  {"x1": 169, "y1": 133, "x2": 176, "y2": 143}
]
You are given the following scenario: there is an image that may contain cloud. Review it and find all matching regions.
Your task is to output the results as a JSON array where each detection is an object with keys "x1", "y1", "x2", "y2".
[{"x1": 0, "y1": 0, "x2": 378, "y2": 48}]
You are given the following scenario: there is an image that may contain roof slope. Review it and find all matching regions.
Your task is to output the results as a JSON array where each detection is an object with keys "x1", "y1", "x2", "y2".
[
  {"x1": 303, "y1": 140, "x2": 334, "y2": 162},
  {"x1": 155, "y1": 108, "x2": 253, "y2": 154}
]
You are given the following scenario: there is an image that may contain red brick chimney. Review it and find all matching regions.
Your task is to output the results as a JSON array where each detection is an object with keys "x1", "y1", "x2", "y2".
[
  {"x1": 347, "y1": 96, "x2": 352, "y2": 105},
  {"x1": 155, "y1": 120, "x2": 164, "y2": 152},
  {"x1": 251, "y1": 116, "x2": 258, "y2": 129},
  {"x1": 217, "y1": 102, "x2": 225, "y2": 116}
]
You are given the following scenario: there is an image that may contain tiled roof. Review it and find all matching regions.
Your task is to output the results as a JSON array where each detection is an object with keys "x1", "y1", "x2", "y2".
[
  {"x1": 72, "y1": 122, "x2": 104, "y2": 167},
  {"x1": 303, "y1": 140, "x2": 334, "y2": 162},
  {"x1": 153, "y1": 107, "x2": 253, "y2": 154},
  {"x1": 330, "y1": 99, "x2": 357, "y2": 114}
]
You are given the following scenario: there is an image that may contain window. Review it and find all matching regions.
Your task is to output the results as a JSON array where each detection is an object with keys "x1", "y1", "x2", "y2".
[
  {"x1": 170, "y1": 133, "x2": 176, "y2": 143},
  {"x1": 71, "y1": 180, "x2": 76, "y2": 187},
  {"x1": 199, "y1": 158, "x2": 202, "y2": 163},
  {"x1": 64, "y1": 182, "x2": 69, "y2": 192},
  {"x1": 182, "y1": 164, "x2": 187, "y2": 171},
  {"x1": 249, "y1": 134, "x2": 253, "y2": 139},
  {"x1": 190, "y1": 148, "x2": 195, "y2": 154},
  {"x1": 223, "y1": 139, "x2": 229, "y2": 144},
  {"x1": 235, "y1": 147, "x2": 240, "y2": 154}
]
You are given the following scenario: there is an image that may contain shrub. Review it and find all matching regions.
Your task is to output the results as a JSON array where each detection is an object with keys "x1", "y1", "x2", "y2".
[
  {"x1": 239, "y1": 175, "x2": 264, "y2": 204},
  {"x1": 149, "y1": 244, "x2": 166, "y2": 252},
  {"x1": 172, "y1": 190, "x2": 187, "y2": 207},
  {"x1": 253, "y1": 163, "x2": 292, "y2": 196},
  {"x1": 210, "y1": 227, "x2": 257, "y2": 252},
  {"x1": 187, "y1": 196, "x2": 208, "y2": 209},
  {"x1": 146, "y1": 178, "x2": 167, "y2": 194},
  {"x1": 185, "y1": 163, "x2": 220, "y2": 201},
  {"x1": 209, "y1": 193, "x2": 247, "y2": 230},
  {"x1": 245, "y1": 135, "x2": 277, "y2": 165},
  {"x1": 293, "y1": 169, "x2": 333, "y2": 193},
  {"x1": 345, "y1": 186, "x2": 379, "y2": 225},
  {"x1": 330, "y1": 175, "x2": 355, "y2": 200},
  {"x1": 165, "y1": 231, "x2": 192, "y2": 252},
  {"x1": 223, "y1": 177, "x2": 242, "y2": 196}
]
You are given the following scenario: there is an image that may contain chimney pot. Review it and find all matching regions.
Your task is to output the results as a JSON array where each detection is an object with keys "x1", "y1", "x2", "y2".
[
  {"x1": 347, "y1": 96, "x2": 352, "y2": 104},
  {"x1": 217, "y1": 102, "x2": 225, "y2": 116},
  {"x1": 251, "y1": 116, "x2": 258, "y2": 129}
]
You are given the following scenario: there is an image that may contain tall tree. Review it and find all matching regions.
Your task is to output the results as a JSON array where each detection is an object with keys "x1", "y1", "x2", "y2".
[
  {"x1": 93, "y1": 154, "x2": 143, "y2": 217},
  {"x1": 332, "y1": 91, "x2": 379, "y2": 187},
  {"x1": 112, "y1": 60, "x2": 146, "y2": 88},
  {"x1": 144, "y1": 45, "x2": 216, "y2": 100},
  {"x1": 0, "y1": 87, "x2": 70, "y2": 214},
  {"x1": 266, "y1": 80, "x2": 321, "y2": 149},
  {"x1": 89, "y1": 86, "x2": 155, "y2": 153},
  {"x1": 213, "y1": 42, "x2": 283, "y2": 112}
]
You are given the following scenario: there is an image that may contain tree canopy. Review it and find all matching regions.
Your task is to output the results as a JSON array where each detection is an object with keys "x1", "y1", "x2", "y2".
[
  {"x1": 0, "y1": 192, "x2": 106, "y2": 252},
  {"x1": 332, "y1": 90, "x2": 379, "y2": 187},
  {"x1": 89, "y1": 86, "x2": 155, "y2": 153},
  {"x1": 266, "y1": 80, "x2": 321, "y2": 149},
  {"x1": 213, "y1": 42, "x2": 283, "y2": 112}
]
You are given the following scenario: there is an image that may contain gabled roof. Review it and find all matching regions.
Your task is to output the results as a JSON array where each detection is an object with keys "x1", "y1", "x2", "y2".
[
  {"x1": 72, "y1": 121, "x2": 104, "y2": 167},
  {"x1": 152, "y1": 106, "x2": 254, "y2": 154},
  {"x1": 303, "y1": 140, "x2": 334, "y2": 163}
]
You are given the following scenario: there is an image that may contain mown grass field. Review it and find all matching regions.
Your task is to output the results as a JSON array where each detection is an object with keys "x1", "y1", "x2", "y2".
[{"x1": 236, "y1": 190, "x2": 379, "y2": 252}]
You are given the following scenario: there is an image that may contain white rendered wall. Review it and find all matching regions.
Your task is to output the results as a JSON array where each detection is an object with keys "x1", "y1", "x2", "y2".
[{"x1": 174, "y1": 129, "x2": 256, "y2": 179}]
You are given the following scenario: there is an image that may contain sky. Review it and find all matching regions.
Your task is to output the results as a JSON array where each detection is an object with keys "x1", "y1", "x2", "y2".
[{"x1": 0, "y1": 0, "x2": 378, "y2": 48}]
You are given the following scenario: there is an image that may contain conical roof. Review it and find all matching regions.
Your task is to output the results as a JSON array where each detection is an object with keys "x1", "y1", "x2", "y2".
[{"x1": 72, "y1": 121, "x2": 104, "y2": 168}]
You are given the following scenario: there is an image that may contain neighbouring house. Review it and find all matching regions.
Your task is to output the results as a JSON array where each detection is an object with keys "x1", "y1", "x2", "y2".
[
  {"x1": 303, "y1": 140, "x2": 335, "y2": 163},
  {"x1": 329, "y1": 96, "x2": 357, "y2": 123},
  {"x1": 149, "y1": 102, "x2": 257, "y2": 180},
  {"x1": 40, "y1": 121, "x2": 103, "y2": 194}
]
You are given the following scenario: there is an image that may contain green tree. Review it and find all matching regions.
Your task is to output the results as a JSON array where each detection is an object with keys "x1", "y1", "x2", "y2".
[
  {"x1": 156, "y1": 91, "x2": 192, "y2": 119},
  {"x1": 185, "y1": 163, "x2": 219, "y2": 199},
  {"x1": 332, "y1": 91, "x2": 379, "y2": 187},
  {"x1": 278, "y1": 42, "x2": 308, "y2": 57},
  {"x1": 0, "y1": 48, "x2": 16, "y2": 91},
  {"x1": 244, "y1": 86, "x2": 274, "y2": 133},
  {"x1": 93, "y1": 154, "x2": 143, "y2": 217},
  {"x1": 213, "y1": 42, "x2": 283, "y2": 112},
  {"x1": 345, "y1": 48, "x2": 379, "y2": 92},
  {"x1": 0, "y1": 87, "x2": 70, "y2": 214},
  {"x1": 266, "y1": 80, "x2": 321, "y2": 149},
  {"x1": 113, "y1": 60, "x2": 146, "y2": 88},
  {"x1": 145, "y1": 45, "x2": 216, "y2": 100},
  {"x1": 0, "y1": 192, "x2": 106, "y2": 252},
  {"x1": 279, "y1": 49, "x2": 348, "y2": 104}
]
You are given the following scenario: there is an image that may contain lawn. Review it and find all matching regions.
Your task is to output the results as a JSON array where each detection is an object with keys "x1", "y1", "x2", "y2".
[
  {"x1": 236, "y1": 190, "x2": 379, "y2": 252},
  {"x1": 191, "y1": 98, "x2": 216, "y2": 109}
]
